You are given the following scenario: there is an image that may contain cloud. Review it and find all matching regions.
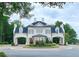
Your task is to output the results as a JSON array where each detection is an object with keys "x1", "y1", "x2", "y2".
[{"x1": 30, "y1": 3, "x2": 79, "y2": 38}]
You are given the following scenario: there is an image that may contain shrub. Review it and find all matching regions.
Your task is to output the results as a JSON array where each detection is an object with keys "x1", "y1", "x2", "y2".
[
  {"x1": 51, "y1": 43, "x2": 57, "y2": 46},
  {"x1": 46, "y1": 38, "x2": 49, "y2": 43},
  {"x1": 45, "y1": 43, "x2": 57, "y2": 46},
  {"x1": 0, "y1": 42, "x2": 8, "y2": 44},
  {"x1": 11, "y1": 42, "x2": 16, "y2": 46},
  {"x1": 35, "y1": 40, "x2": 45, "y2": 47},
  {"x1": 45, "y1": 43, "x2": 52, "y2": 46},
  {"x1": 0, "y1": 52, "x2": 6, "y2": 57}
]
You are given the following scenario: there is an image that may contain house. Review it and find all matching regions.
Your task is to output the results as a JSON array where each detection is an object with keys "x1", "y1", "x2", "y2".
[{"x1": 13, "y1": 20, "x2": 65, "y2": 45}]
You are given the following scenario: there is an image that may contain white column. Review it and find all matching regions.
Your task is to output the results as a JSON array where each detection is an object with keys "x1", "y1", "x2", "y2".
[
  {"x1": 50, "y1": 37, "x2": 52, "y2": 42},
  {"x1": 51, "y1": 37, "x2": 53, "y2": 42},
  {"x1": 33, "y1": 37, "x2": 36, "y2": 45},
  {"x1": 14, "y1": 37, "x2": 18, "y2": 45},
  {"x1": 62, "y1": 37, "x2": 65, "y2": 45},
  {"x1": 26, "y1": 37, "x2": 30, "y2": 45},
  {"x1": 59, "y1": 38, "x2": 62, "y2": 45},
  {"x1": 59, "y1": 37, "x2": 64, "y2": 45}
]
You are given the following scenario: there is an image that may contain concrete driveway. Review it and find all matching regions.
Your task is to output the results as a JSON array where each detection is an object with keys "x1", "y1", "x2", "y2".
[{"x1": 0, "y1": 45, "x2": 79, "y2": 57}]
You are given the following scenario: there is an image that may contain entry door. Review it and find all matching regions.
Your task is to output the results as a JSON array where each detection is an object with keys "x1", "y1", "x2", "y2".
[{"x1": 30, "y1": 38, "x2": 33, "y2": 44}]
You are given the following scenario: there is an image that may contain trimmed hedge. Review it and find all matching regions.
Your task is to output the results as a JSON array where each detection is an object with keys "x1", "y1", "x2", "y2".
[{"x1": 0, "y1": 52, "x2": 6, "y2": 57}]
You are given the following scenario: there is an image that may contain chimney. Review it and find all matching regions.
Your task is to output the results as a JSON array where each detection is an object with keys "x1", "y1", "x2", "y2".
[
  {"x1": 42, "y1": 18, "x2": 44, "y2": 22},
  {"x1": 34, "y1": 18, "x2": 37, "y2": 22}
]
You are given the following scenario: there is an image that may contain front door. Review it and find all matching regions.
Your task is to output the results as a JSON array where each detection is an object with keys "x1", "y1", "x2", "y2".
[{"x1": 30, "y1": 38, "x2": 33, "y2": 44}]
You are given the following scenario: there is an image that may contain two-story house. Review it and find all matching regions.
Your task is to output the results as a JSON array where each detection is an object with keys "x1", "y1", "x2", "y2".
[{"x1": 13, "y1": 20, "x2": 65, "y2": 45}]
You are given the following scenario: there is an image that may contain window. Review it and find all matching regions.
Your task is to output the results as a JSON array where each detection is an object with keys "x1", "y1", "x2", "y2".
[
  {"x1": 19, "y1": 27, "x2": 23, "y2": 33},
  {"x1": 55, "y1": 27, "x2": 59, "y2": 33},
  {"x1": 45, "y1": 29, "x2": 50, "y2": 34},
  {"x1": 29, "y1": 29, "x2": 34, "y2": 34},
  {"x1": 36, "y1": 28, "x2": 43, "y2": 33}
]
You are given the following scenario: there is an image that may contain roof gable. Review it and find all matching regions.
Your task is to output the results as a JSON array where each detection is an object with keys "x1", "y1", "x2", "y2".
[{"x1": 31, "y1": 21, "x2": 47, "y2": 26}]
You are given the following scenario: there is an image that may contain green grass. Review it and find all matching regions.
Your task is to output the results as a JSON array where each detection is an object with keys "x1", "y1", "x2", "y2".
[
  {"x1": 0, "y1": 44, "x2": 10, "y2": 47},
  {"x1": 0, "y1": 52, "x2": 6, "y2": 57}
]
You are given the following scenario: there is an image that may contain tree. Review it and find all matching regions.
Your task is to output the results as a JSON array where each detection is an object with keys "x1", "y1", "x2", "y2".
[
  {"x1": 0, "y1": 2, "x2": 33, "y2": 42},
  {"x1": 11, "y1": 20, "x2": 22, "y2": 27},
  {"x1": 38, "y1": 2, "x2": 66, "y2": 8},
  {"x1": 0, "y1": 2, "x2": 33, "y2": 18},
  {"x1": 64, "y1": 24, "x2": 77, "y2": 44},
  {"x1": 0, "y1": 16, "x2": 9, "y2": 42},
  {"x1": 55, "y1": 21, "x2": 77, "y2": 44},
  {"x1": 55, "y1": 21, "x2": 63, "y2": 27}
]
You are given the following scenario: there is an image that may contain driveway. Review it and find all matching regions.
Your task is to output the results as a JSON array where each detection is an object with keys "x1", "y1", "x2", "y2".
[{"x1": 0, "y1": 45, "x2": 79, "y2": 57}]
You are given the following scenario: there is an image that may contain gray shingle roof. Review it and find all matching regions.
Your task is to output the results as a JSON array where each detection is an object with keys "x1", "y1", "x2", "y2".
[{"x1": 15, "y1": 27, "x2": 28, "y2": 33}]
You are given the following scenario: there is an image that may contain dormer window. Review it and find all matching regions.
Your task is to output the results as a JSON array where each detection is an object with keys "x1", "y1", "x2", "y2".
[
  {"x1": 19, "y1": 27, "x2": 23, "y2": 33},
  {"x1": 55, "y1": 27, "x2": 59, "y2": 33}
]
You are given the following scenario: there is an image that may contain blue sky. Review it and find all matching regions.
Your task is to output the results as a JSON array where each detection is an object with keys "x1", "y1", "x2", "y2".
[{"x1": 9, "y1": 2, "x2": 79, "y2": 39}]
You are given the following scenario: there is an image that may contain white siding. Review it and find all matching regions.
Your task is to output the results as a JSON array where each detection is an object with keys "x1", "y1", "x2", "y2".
[{"x1": 28, "y1": 27, "x2": 51, "y2": 38}]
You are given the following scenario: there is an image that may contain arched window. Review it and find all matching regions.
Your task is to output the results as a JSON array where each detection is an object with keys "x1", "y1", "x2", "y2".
[{"x1": 55, "y1": 27, "x2": 59, "y2": 33}]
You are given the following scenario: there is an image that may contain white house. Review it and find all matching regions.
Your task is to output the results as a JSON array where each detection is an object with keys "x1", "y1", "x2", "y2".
[{"x1": 13, "y1": 20, "x2": 65, "y2": 45}]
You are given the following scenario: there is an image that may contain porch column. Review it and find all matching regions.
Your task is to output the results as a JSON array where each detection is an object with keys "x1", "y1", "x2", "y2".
[
  {"x1": 52, "y1": 37, "x2": 53, "y2": 43},
  {"x1": 59, "y1": 38, "x2": 61, "y2": 45},
  {"x1": 62, "y1": 37, "x2": 65, "y2": 45},
  {"x1": 59, "y1": 37, "x2": 64, "y2": 45},
  {"x1": 14, "y1": 37, "x2": 18, "y2": 45},
  {"x1": 50, "y1": 37, "x2": 52, "y2": 43},
  {"x1": 33, "y1": 37, "x2": 36, "y2": 45},
  {"x1": 26, "y1": 37, "x2": 30, "y2": 45}
]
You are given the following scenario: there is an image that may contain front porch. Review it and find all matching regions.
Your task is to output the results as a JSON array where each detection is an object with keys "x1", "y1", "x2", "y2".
[{"x1": 29, "y1": 34, "x2": 48, "y2": 45}]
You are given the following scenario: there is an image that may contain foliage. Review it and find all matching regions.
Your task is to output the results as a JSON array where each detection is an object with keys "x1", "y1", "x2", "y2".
[
  {"x1": 55, "y1": 21, "x2": 63, "y2": 27},
  {"x1": 26, "y1": 42, "x2": 59, "y2": 48},
  {"x1": 11, "y1": 20, "x2": 22, "y2": 27},
  {"x1": 0, "y1": 42, "x2": 8, "y2": 44},
  {"x1": 0, "y1": 52, "x2": 6, "y2": 57},
  {"x1": 38, "y1": 2, "x2": 66, "y2": 8},
  {"x1": 0, "y1": 16, "x2": 9, "y2": 42},
  {"x1": 64, "y1": 24, "x2": 77, "y2": 44},
  {"x1": 0, "y1": 2, "x2": 33, "y2": 18},
  {"x1": 0, "y1": 2, "x2": 33, "y2": 43},
  {"x1": 55, "y1": 21, "x2": 77, "y2": 44},
  {"x1": 35, "y1": 40, "x2": 45, "y2": 47},
  {"x1": 0, "y1": 16, "x2": 13, "y2": 44},
  {"x1": 11, "y1": 42, "x2": 16, "y2": 46}
]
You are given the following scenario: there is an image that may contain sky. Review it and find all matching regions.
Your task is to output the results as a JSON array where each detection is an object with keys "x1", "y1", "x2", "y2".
[{"x1": 9, "y1": 2, "x2": 79, "y2": 39}]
